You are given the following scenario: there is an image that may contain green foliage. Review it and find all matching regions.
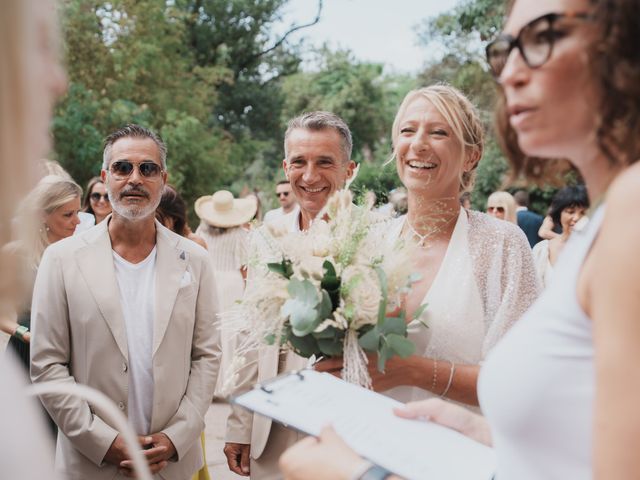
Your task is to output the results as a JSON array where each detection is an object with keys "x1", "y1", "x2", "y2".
[{"x1": 282, "y1": 278, "x2": 323, "y2": 336}]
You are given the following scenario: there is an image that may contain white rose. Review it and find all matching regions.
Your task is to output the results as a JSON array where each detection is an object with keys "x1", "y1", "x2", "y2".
[{"x1": 342, "y1": 265, "x2": 382, "y2": 329}]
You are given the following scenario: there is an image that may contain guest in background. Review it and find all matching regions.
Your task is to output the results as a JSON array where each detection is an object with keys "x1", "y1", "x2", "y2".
[
  {"x1": 82, "y1": 177, "x2": 112, "y2": 224},
  {"x1": 263, "y1": 180, "x2": 298, "y2": 224},
  {"x1": 156, "y1": 185, "x2": 207, "y2": 250},
  {"x1": 513, "y1": 190, "x2": 543, "y2": 247},
  {"x1": 195, "y1": 190, "x2": 257, "y2": 397},
  {"x1": 532, "y1": 185, "x2": 589, "y2": 287},
  {"x1": 486, "y1": 191, "x2": 517, "y2": 224},
  {"x1": 3, "y1": 175, "x2": 81, "y2": 437}
]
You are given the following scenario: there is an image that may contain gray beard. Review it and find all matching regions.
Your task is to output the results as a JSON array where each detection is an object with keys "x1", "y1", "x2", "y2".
[{"x1": 108, "y1": 190, "x2": 160, "y2": 221}]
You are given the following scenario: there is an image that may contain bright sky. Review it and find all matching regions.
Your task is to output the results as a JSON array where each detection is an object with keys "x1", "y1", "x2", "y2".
[{"x1": 278, "y1": 0, "x2": 462, "y2": 73}]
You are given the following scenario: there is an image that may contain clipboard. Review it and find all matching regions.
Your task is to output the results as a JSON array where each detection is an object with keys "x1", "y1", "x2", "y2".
[{"x1": 231, "y1": 369, "x2": 495, "y2": 480}]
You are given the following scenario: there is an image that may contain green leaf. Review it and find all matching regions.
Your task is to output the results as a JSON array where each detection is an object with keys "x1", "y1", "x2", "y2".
[
  {"x1": 358, "y1": 326, "x2": 380, "y2": 351},
  {"x1": 412, "y1": 303, "x2": 429, "y2": 322},
  {"x1": 377, "y1": 343, "x2": 392, "y2": 373},
  {"x1": 386, "y1": 334, "x2": 415, "y2": 358},
  {"x1": 322, "y1": 260, "x2": 337, "y2": 278},
  {"x1": 374, "y1": 266, "x2": 388, "y2": 325},
  {"x1": 282, "y1": 278, "x2": 322, "y2": 336},
  {"x1": 288, "y1": 334, "x2": 321, "y2": 358},
  {"x1": 317, "y1": 337, "x2": 344, "y2": 356},
  {"x1": 264, "y1": 333, "x2": 276, "y2": 345},
  {"x1": 316, "y1": 290, "x2": 333, "y2": 322},
  {"x1": 379, "y1": 316, "x2": 407, "y2": 336},
  {"x1": 267, "y1": 258, "x2": 293, "y2": 279}
]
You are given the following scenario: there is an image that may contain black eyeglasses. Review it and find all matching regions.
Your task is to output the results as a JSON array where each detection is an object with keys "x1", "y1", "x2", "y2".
[
  {"x1": 276, "y1": 192, "x2": 290, "y2": 198},
  {"x1": 109, "y1": 161, "x2": 164, "y2": 180},
  {"x1": 90, "y1": 192, "x2": 110, "y2": 202},
  {"x1": 486, "y1": 11, "x2": 591, "y2": 78}
]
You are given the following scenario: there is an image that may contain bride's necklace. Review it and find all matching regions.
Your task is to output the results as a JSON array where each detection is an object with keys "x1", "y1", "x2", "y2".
[{"x1": 404, "y1": 216, "x2": 455, "y2": 249}]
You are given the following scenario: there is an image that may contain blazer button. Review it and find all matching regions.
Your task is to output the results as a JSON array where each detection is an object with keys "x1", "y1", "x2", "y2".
[
  {"x1": 118, "y1": 402, "x2": 125, "y2": 410},
  {"x1": 122, "y1": 362, "x2": 128, "y2": 373}
]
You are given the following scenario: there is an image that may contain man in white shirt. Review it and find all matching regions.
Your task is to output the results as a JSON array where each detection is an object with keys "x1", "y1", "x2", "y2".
[
  {"x1": 224, "y1": 111, "x2": 356, "y2": 479},
  {"x1": 263, "y1": 180, "x2": 299, "y2": 224},
  {"x1": 30, "y1": 124, "x2": 220, "y2": 480}
]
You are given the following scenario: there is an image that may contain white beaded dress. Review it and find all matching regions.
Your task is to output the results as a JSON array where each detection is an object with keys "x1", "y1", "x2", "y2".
[{"x1": 384, "y1": 208, "x2": 540, "y2": 407}]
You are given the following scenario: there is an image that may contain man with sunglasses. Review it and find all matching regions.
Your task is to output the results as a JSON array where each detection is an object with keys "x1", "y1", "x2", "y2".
[
  {"x1": 263, "y1": 180, "x2": 299, "y2": 224},
  {"x1": 31, "y1": 124, "x2": 221, "y2": 480}
]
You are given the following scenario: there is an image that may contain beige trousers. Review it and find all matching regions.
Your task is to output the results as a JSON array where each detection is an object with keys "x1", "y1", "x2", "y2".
[{"x1": 250, "y1": 423, "x2": 303, "y2": 479}]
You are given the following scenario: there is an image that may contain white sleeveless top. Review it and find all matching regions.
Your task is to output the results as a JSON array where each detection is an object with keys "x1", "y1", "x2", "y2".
[
  {"x1": 385, "y1": 209, "x2": 485, "y2": 404},
  {"x1": 478, "y1": 206, "x2": 605, "y2": 480}
]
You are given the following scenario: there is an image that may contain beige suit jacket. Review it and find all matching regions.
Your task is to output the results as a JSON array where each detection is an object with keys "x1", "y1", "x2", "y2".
[
  {"x1": 225, "y1": 213, "x2": 307, "y2": 459},
  {"x1": 30, "y1": 219, "x2": 221, "y2": 480}
]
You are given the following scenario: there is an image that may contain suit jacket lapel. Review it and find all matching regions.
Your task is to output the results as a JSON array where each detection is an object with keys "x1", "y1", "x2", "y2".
[
  {"x1": 153, "y1": 222, "x2": 188, "y2": 356},
  {"x1": 75, "y1": 221, "x2": 129, "y2": 361}
]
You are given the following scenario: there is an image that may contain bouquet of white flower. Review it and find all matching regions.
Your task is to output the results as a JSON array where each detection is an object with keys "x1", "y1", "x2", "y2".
[{"x1": 221, "y1": 189, "x2": 424, "y2": 390}]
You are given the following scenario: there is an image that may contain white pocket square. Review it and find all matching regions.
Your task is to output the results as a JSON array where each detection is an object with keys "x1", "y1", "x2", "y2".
[{"x1": 180, "y1": 271, "x2": 192, "y2": 288}]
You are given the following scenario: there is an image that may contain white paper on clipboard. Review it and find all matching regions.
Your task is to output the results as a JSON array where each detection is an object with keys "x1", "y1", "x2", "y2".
[{"x1": 231, "y1": 369, "x2": 495, "y2": 480}]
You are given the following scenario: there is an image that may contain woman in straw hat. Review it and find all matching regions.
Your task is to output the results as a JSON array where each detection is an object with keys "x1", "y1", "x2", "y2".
[{"x1": 195, "y1": 190, "x2": 257, "y2": 396}]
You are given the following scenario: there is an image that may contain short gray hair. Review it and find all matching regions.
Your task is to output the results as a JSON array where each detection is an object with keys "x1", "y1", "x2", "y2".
[
  {"x1": 102, "y1": 124, "x2": 167, "y2": 170},
  {"x1": 284, "y1": 111, "x2": 352, "y2": 162}
]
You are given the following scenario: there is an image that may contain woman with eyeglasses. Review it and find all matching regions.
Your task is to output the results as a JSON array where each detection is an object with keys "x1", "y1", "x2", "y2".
[
  {"x1": 486, "y1": 191, "x2": 518, "y2": 224},
  {"x1": 279, "y1": 0, "x2": 640, "y2": 478},
  {"x1": 81, "y1": 176, "x2": 112, "y2": 225}
]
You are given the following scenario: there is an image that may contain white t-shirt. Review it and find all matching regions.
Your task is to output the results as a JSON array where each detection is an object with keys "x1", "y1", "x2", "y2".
[
  {"x1": 113, "y1": 247, "x2": 157, "y2": 435},
  {"x1": 263, "y1": 205, "x2": 299, "y2": 224}
]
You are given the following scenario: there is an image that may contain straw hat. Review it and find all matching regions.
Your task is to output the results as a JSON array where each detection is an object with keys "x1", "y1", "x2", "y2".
[{"x1": 194, "y1": 190, "x2": 257, "y2": 228}]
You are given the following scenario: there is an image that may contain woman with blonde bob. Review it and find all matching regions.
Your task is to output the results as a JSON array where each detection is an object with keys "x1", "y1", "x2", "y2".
[
  {"x1": 281, "y1": 0, "x2": 640, "y2": 478},
  {"x1": 486, "y1": 191, "x2": 518, "y2": 224},
  {"x1": 317, "y1": 85, "x2": 538, "y2": 408}
]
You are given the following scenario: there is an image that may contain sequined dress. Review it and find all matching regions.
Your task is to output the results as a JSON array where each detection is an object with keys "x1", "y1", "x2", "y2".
[{"x1": 384, "y1": 208, "x2": 540, "y2": 406}]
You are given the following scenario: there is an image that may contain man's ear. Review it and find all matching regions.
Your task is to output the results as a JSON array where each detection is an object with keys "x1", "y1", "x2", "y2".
[
  {"x1": 100, "y1": 169, "x2": 107, "y2": 182},
  {"x1": 345, "y1": 160, "x2": 356, "y2": 178},
  {"x1": 282, "y1": 159, "x2": 289, "y2": 180}
]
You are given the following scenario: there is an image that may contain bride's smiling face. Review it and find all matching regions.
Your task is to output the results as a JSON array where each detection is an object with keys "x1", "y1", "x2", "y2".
[{"x1": 394, "y1": 97, "x2": 466, "y2": 198}]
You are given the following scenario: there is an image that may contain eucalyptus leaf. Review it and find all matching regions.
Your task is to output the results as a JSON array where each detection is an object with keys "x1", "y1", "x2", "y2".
[
  {"x1": 377, "y1": 343, "x2": 392, "y2": 373},
  {"x1": 374, "y1": 266, "x2": 388, "y2": 325},
  {"x1": 267, "y1": 258, "x2": 293, "y2": 279},
  {"x1": 358, "y1": 326, "x2": 380, "y2": 351},
  {"x1": 317, "y1": 337, "x2": 344, "y2": 356},
  {"x1": 386, "y1": 333, "x2": 415, "y2": 358},
  {"x1": 288, "y1": 334, "x2": 320, "y2": 358},
  {"x1": 316, "y1": 290, "x2": 333, "y2": 322},
  {"x1": 412, "y1": 303, "x2": 429, "y2": 322},
  {"x1": 282, "y1": 278, "x2": 322, "y2": 336},
  {"x1": 379, "y1": 316, "x2": 406, "y2": 336}
]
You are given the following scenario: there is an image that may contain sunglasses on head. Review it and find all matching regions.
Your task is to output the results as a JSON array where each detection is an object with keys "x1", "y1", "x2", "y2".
[
  {"x1": 90, "y1": 192, "x2": 110, "y2": 202},
  {"x1": 485, "y1": 11, "x2": 591, "y2": 78},
  {"x1": 109, "y1": 161, "x2": 164, "y2": 180},
  {"x1": 276, "y1": 191, "x2": 290, "y2": 198}
]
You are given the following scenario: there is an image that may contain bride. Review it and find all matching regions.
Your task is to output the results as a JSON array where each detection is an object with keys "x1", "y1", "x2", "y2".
[{"x1": 318, "y1": 85, "x2": 539, "y2": 407}]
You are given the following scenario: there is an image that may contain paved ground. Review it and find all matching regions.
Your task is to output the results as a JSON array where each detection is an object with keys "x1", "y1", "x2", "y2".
[{"x1": 205, "y1": 401, "x2": 244, "y2": 480}]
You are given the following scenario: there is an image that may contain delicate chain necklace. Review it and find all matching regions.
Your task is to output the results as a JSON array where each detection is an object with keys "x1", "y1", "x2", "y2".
[{"x1": 404, "y1": 215, "x2": 456, "y2": 249}]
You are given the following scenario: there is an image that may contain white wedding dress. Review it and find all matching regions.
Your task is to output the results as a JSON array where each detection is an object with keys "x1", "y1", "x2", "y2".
[{"x1": 384, "y1": 209, "x2": 485, "y2": 404}]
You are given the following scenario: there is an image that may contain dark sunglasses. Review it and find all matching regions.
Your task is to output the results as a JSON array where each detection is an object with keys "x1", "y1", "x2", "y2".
[
  {"x1": 276, "y1": 191, "x2": 290, "y2": 198},
  {"x1": 109, "y1": 160, "x2": 164, "y2": 180},
  {"x1": 485, "y1": 11, "x2": 591, "y2": 78},
  {"x1": 90, "y1": 192, "x2": 110, "y2": 202},
  {"x1": 487, "y1": 206, "x2": 505, "y2": 213}
]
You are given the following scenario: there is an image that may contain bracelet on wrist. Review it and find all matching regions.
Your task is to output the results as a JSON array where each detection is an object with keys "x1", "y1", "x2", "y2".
[
  {"x1": 13, "y1": 325, "x2": 29, "y2": 342},
  {"x1": 358, "y1": 464, "x2": 393, "y2": 480}
]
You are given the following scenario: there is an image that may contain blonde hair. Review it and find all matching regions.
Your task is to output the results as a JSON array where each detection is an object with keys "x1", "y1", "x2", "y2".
[
  {"x1": 390, "y1": 85, "x2": 484, "y2": 193},
  {"x1": 16, "y1": 175, "x2": 82, "y2": 269},
  {"x1": 487, "y1": 191, "x2": 517, "y2": 224}
]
